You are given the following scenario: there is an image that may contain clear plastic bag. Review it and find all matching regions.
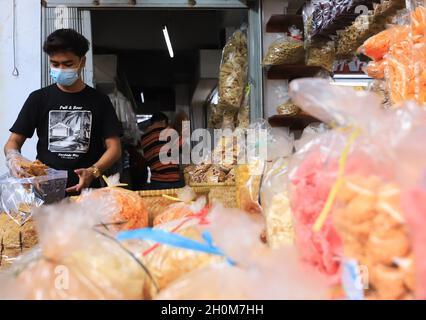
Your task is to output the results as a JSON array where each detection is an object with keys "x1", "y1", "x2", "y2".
[
  {"x1": 289, "y1": 78, "x2": 423, "y2": 298},
  {"x1": 119, "y1": 211, "x2": 226, "y2": 299},
  {"x1": 306, "y1": 40, "x2": 336, "y2": 72},
  {"x1": 263, "y1": 34, "x2": 305, "y2": 66},
  {"x1": 156, "y1": 206, "x2": 327, "y2": 300},
  {"x1": 395, "y1": 125, "x2": 426, "y2": 299},
  {"x1": 0, "y1": 200, "x2": 148, "y2": 300},
  {"x1": 287, "y1": 79, "x2": 386, "y2": 285},
  {"x1": 0, "y1": 169, "x2": 67, "y2": 225},
  {"x1": 218, "y1": 29, "x2": 248, "y2": 109}
]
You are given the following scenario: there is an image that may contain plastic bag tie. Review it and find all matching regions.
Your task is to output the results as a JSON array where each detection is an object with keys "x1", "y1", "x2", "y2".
[
  {"x1": 116, "y1": 228, "x2": 235, "y2": 265},
  {"x1": 313, "y1": 127, "x2": 362, "y2": 232}
]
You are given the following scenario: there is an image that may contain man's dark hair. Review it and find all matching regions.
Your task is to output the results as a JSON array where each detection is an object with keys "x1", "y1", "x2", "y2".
[
  {"x1": 150, "y1": 112, "x2": 169, "y2": 125},
  {"x1": 43, "y1": 29, "x2": 90, "y2": 57}
]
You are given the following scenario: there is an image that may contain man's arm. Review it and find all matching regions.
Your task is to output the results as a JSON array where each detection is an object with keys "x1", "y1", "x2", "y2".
[
  {"x1": 4, "y1": 133, "x2": 26, "y2": 154},
  {"x1": 65, "y1": 136, "x2": 121, "y2": 193},
  {"x1": 4, "y1": 133, "x2": 31, "y2": 177}
]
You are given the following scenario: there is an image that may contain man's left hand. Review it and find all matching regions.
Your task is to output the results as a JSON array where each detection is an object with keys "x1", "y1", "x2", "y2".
[{"x1": 65, "y1": 168, "x2": 95, "y2": 193}]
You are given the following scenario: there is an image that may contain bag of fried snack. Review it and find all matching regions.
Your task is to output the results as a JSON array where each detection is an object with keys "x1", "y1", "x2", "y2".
[
  {"x1": 117, "y1": 211, "x2": 226, "y2": 299},
  {"x1": 156, "y1": 208, "x2": 327, "y2": 300},
  {"x1": 289, "y1": 79, "x2": 426, "y2": 299},
  {"x1": 153, "y1": 187, "x2": 207, "y2": 226},
  {"x1": 0, "y1": 214, "x2": 37, "y2": 270},
  {"x1": 218, "y1": 28, "x2": 248, "y2": 109},
  {"x1": 395, "y1": 124, "x2": 426, "y2": 300},
  {"x1": 78, "y1": 174, "x2": 148, "y2": 232},
  {"x1": 263, "y1": 27, "x2": 305, "y2": 66},
  {"x1": 0, "y1": 200, "x2": 149, "y2": 300}
]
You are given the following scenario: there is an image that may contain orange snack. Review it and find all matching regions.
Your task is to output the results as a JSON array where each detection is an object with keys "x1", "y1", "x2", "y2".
[
  {"x1": 365, "y1": 60, "x2": 386, "y2": 79},
  {"x1": 334, "y1": 176, "x2": 415, "y2": 300},
  {"x1": 153, "y1": 203, "x2": 193, "y2": 226},
  {"x1": 83, "y1": 187, "x2": 149, "y2": 231},
  {"x1": 360, "y1": 26, "x2": 409, "y2": 61}
]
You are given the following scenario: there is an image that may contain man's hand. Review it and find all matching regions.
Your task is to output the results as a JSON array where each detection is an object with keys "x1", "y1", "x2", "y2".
[
  {"x1": 5, "y1": 150, "x2": 32, "y2": 178},
  {"x1": 65, "y1": 168, "x2": 95, "y2": 193}
]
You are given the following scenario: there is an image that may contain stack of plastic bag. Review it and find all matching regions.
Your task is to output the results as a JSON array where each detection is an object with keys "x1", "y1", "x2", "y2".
[{"x1": 0, "y1": 199, "x2": 148, "y2": 300}]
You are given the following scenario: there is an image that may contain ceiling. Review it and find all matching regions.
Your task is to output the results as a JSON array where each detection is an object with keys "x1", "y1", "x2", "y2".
[{"x1": 91, "y1": 9, "x2": 247, "y2": 113}]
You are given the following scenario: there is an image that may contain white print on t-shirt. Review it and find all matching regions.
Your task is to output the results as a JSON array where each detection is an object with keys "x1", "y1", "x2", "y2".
[{"x1": 48, "y1": 110, "x2": 92, "y2": 154}]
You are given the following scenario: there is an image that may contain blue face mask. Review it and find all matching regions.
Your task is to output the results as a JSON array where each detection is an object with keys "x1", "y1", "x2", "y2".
[{"x1": 50, "y1": 61, "x2": 82, "y2": 86}]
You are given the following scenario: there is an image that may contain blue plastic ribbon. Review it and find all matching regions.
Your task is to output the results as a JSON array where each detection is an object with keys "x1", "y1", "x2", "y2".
[{"x1": 117, "y1": 228, "x2": 235, "y2": 265}]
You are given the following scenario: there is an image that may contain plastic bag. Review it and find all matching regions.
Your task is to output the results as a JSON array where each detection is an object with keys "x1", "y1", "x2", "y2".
[
  {"x1": 153, "y1": 188, "x2": 207, "y2": 226},
  {"x1": 0, "y1": 168, "x2": 67, "y2": 225},
  {"x1": 287, "y1": 79, "x2": 386, "y2": 285},
  {"x1": 154, "y1": 205, "x2": 327, "y2": 299},
  {"x1": 0, "y1": 200, "x2": 148, "y2": 300},
  {"x1": 260, "y1": 158, "x2": 294, "y2": 249},
  {"x1": 306, "y1": 40, "x2": 336, "y2": 72},
  {"x1": 78, "y1": 175, "x2": 148, "y2": 232},
  {"x1": 118, "y1": 211, "x2": 226, "y2": 299},
  {"x1": 0, "y1": 214, "x2": 37, "y2": 270},
  {"x1": 156, "y1": 247, "x2": 328, "y2": 300},
  {"x1": 395, "y1": 126, "x2": 426, "y2": 299},
  {"x1": 263, "y1": 34, "x2": 305, "y2": 66},
  {"x1": 289, "y1": 78, "x2": 423, "y2": 298},
  {"x1": 218, "y1": 29, "x2": 248, "y2": 109}
]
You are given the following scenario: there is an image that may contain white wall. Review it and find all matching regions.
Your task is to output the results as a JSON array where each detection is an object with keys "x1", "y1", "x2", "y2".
[{"x1": 0, "y1": 0, "x2": 41, "y2": 174}]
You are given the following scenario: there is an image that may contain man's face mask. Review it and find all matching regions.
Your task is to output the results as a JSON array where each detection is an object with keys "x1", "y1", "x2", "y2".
[{"x1": 50, "y1": 59, "x2": 82, "y2": 86}]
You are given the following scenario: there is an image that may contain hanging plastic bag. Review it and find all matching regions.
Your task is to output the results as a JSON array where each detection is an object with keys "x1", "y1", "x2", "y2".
[
  {"x1": 218, "y1": 28, "x2": 248, "y2": 109},
  {"x1": 0, "y1": 199, "x2": 149, "y2": 300}
]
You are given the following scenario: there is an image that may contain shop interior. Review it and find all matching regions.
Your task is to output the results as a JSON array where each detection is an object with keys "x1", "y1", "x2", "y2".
[{"x1": 90, "y1": 9, "x2": 248, "y2": 188}]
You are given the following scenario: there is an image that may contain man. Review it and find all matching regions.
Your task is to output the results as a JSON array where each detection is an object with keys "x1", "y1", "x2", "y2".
[
  {"x1": 4, "y1": 29, "x2": 122, "y2": 194},
  {"x1": 141, "y1": 112, "x2": 184, "y2": 190}
]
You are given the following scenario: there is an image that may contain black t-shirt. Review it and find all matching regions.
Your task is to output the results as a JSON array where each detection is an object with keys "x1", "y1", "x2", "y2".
[{"x1": 10, "y1": 84, "x2": 122, "y2": 187}]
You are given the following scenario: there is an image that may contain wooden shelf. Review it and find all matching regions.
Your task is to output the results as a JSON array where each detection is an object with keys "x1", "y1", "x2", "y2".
[
  {"x1": 268, "y1": 114, "x2": 320, "y2": 130},
  {"x1": 266, "y1": 14, "x2": 303, "y2": 33},
  {"x1": 267, "y1": 64, "x2": 326, "y2": 80}
]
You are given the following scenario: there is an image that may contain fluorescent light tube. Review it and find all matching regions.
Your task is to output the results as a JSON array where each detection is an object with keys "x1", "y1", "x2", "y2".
[
  {"x1": 163, "y1": 25, "x2": 174, "y2": 58},
  {"x1": 140, "y1": 91, "x2": 145, "y2": 103}
]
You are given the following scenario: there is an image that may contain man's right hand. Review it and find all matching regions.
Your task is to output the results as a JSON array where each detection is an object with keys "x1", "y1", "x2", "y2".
[{"x1": 5, "y1": 150, "x2": 32, "y2": 178}]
